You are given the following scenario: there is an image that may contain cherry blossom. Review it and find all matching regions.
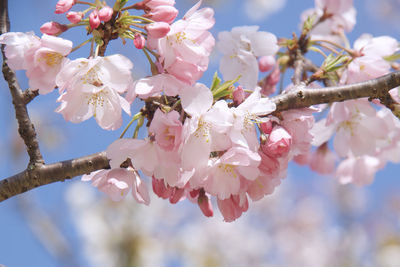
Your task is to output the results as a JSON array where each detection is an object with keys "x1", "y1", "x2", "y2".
[
  {"x1": 55, "y1": 55, "x2": 133, "y2": 130},
  {"x1": 0, "y1": 31, "x2": 40, "y2": 70},
  {"x1": 217, "y1": 26, "x2": 278, "y2": 90},
  {"x1": 156, "y1": 1, "x2": 215, "y2": 85},
  {"x1": 24, "y1": 34, "x2": 73, "y2": 94}
]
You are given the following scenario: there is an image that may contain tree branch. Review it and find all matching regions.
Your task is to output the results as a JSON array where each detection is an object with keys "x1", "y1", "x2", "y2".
[
  {"x1": 1, "y1": 0, "x2": 44, "y2": 168},
  {"x1": 0, "y1": 152, "x2": 109, "y2": 202},
  {"x1": 272, "y1": 70, "x2": 400, "y2": 112}
]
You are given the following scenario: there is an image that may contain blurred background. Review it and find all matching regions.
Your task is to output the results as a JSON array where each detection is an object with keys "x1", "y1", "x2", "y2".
[{"x1": 1, "y1": 0, "x2": 400, "y2": 266}]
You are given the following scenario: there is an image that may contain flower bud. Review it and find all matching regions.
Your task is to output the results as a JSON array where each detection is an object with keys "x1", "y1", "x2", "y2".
[
  {"x1": 198, "y1": 194, "x2": 213, "y2": 217},
  {"x1": 260, "y1": 120, "x2": 273, "y2": 135},
  {"x1": 260, "y1": 66, "x2": 280, "y2": 96},
  {"x1": 89, "y1": 10, "x2": 101, "y2": 29},
  {"x1": 55, "y1": 0, "x2": 76, "y2": 14},
  {"x1": 145, "y1": 22, "x2": 170, "y2": 38},
  {"x1": 133, "y1": 33, "x2": 146, "y2": 49},
  {"x1": 261, "y1": 126, "x2": 292, "y2": 158},
  {"x1": 148, "y1": 5, "x2": 178, "y2": 24},
  {"x1": 152, "y1": 176, "x2": 173, "y2": 199},
  {"x1": 233, "y1": 85, "x2": 245, "y2": 106},
  {"x1": 66, "y1": 11, "x2": 83, "y2": 23},
  {"x1": 258, "y1": 55, "x2": 276, "y2": 72},
  {"x1": 40, "y1": 22, "x2": 68, "y2": 35},
  {"x1": 146, "y1": 0, "x2": 175, "y2": 9},
  {"x1": 98, "y1": 6, "x2": 113, "y2": 22}
]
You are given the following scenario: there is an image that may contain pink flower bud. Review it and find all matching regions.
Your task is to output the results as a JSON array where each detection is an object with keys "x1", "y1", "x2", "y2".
[
  {"x1": 260, "y1": 120, "x2": 273, "y2": 135},
  {"x1": 55, "y1": 0, "x2": 76, "y2": 14},
  {"x1": 152, "y1": 176, "x2": 173, "y2": 199},
  {"x1": 66, "y1": 11, "x2": 83, "y2": 24},
  {"x1": 260, "y1": 66, "x2": 280, "y2": 96},
  {"x1": 40, "y1": 22, "x2": 68, "y2": 35},
  {"x1": 261, "y1": 126, "x2": 292, "y2": 158},
  {"x1": 148, "y1": 5, "x2": 178, "y2": 24},
  {"x1": 169, "y1": 187, "x2": 185, "y2": 204},
  {"x1": 133, "y1": 33, "x2": 146, "y2": 49},
  {"x1": 89, "y1": 10, "x2": 101, "y2": 29},
  {"x1": 145, "y1": 22, "x2": 170, "y2": 38},
  {"x1": 146, "y1": 0, "x2": 175, "y2": 9},
  {"x1": 258, "y1": 55, "x2": 276, "y2": 72},
  {"x1": 198, "y1": 194, "x2": 213, "y2": 217},
  {"x1": 233, "y1": 85, "x2": 245, "y2": 105},
  {"x1": 98, "y1": 6, "x2": 113, "y2": 22}
]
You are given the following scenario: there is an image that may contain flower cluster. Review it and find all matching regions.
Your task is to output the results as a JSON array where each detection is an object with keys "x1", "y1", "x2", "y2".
[{"x1": 1, "y1": 0, "x2": 400, "y2": 222}]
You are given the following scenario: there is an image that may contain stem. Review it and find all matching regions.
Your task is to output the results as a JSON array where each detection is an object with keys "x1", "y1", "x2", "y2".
[
  {"x1": 71, "y1": 38, "x2": 93, "y2": 53},
  {"x1": 119, "y1": 112, "x2": 143, "y2": 138},
  {"x1": 312, "y1": 39, "x2": 355, "y2": 56}
]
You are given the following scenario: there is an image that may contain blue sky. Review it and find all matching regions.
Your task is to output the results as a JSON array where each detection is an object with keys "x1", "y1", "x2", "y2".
[{"x1": 1, "y1": 0, "x2": 400, "y2": 266}]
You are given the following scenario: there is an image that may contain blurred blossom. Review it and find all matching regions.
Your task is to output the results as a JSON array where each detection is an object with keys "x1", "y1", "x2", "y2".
[
  {"x1": 244, "y1": 0, "x2": 287, "y2": 21},
  {"x1": 65, "y1": 174, "x2": 400, "y2": 267},
  {"x1": 366, "y1": 0, "x2": 400, "y2": 29}
]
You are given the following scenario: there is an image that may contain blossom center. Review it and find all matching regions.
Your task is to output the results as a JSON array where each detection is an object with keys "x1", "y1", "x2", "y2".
[{"x1": 42, "y1": 52, "x2": 63, "y2": 66}]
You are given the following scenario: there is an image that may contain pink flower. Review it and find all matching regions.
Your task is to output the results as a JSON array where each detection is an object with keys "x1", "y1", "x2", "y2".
[
  {"x1": 66, "y1": 11, "x2": 84, "y2": 24},
  {"x1": 218, "y1": 26, "x2": 278, "y2": 90},
  {"x1": 342, "y1": 34, "x2": 398, "y2": 84},
  {"x1": 107, "y1": 138, "x2": 158, "y2": 176},
  {"x1": 40, "y1": 22, "x2": 68, "y2": 35},
  {"x1": 230, "y1": 87, "x2": 276, "y2": 151},
  {"x1": 55, "y1": 55, "x2": 133, "y2": 130},
  {"x1": 82, "y1": 169, "x2": 132, "y2": 201},
  {"x1": 156, "y1": 1, "x2": 215, "y2": 84},
  {"x1": 336, "y1": 156, "x2": 381, "y2": 186},
  {"x1": 300, "y1": 0, "x2": 356, "y2": 41},
  {"x1": 246, "y1": 150, "x2": 282, "y2": 201},
  {"x1": 25, "y1": 34, "x2": 72, "y2": 94},
  {"x1": 261, "y1": 125, "x2": 292, "y2": 158},
  {"x1": 128, "y1": 73, "x2": 185, "y2": 100},
  {"x1": 280, "y1": 107, "x2": 316, "y2": 157},
  {"x1": 82, "y1": 168, "x2": 150, "y2": 204},
  {"x1": 145, "y1": 22, "x2": 170, "y2": 38},
  {"x1": 89, "y1": 10, "x2": 101, "y2": 29},
  {"x1": 309, "y1": 143, "x2": 336, "y2": 174},
  {"x1": 0, "y1": 31, "x2": 40, "y2": 70},
  {"x1": 204, "y1": 147, "x2": 261, "y2": 200},
  {"x1": 151, "y1": 177, "x2": 185, "y2": 204},
  {"x1": 55, "y1": 0, "x2": 76, "y2": 14},
  {"x1": 258, "y1": 55, "x2": 275, "y2": 72},
  {"x1": 98, "y1": 6, "x2": 113, "y2": 22},
  {"x1": 149, "y1": 109, "x2": 183, "y2": 151},
  {"x1": 217, "y1": 194, "x2": 249, "y2": 222}
]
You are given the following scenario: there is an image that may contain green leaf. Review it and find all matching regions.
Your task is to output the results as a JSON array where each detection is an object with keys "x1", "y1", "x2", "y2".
[{"x1": 210, "y1": 72, "x2": 221, "y2": 92}]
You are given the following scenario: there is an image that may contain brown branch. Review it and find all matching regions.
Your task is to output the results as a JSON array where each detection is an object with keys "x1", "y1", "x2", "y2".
[
  {"x1": 272, "y1": 70, "x2": 400, "y2": 112},
  {"x1": 22, "y1": 88, "x2": 39, "y2": 105},
  {"x1": 0, "y1": 152, "x2": 109, "y2": 202},
  {"x1": 1, "y1": 0, "x2": 44, "y2": 168}
]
